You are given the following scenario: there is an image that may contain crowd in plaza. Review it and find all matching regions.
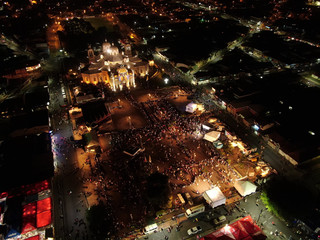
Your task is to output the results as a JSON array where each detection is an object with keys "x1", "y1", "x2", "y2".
[
  {"x1": 72, "y1": 90, "x2": 253, "y2": 238},
  {"x1": 47, "y1": 77, "x2": 264, "y2": 239}
]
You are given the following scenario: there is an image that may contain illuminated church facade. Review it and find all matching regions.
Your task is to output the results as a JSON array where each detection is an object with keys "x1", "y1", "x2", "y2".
[{"x1": 81, "y1": 41, "x2": 149, "y2": 91}]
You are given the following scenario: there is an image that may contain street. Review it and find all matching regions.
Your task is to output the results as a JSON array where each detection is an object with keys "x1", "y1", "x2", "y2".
[{"x1": 139, "y1": 191, "x2": 301, "y2": 240}]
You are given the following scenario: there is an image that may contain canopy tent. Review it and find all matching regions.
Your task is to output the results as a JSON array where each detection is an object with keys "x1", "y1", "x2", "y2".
[
  {"x1": 229, "y1": 221, "x2": 249, "y2": 239},
  {"x1": 36, "y1": 210, "x2": 51, "y2": 228},
  {"x1": 21, "y1": 202, "x2": 37, "y2": 234},
  {"x1": 203, "y1": 187, "x2": 226, "y2": 208},
  {"x1": 234, "y1": 180, "x2": 257, "y2": 197},
  {"x1": 213, "y1": 140, "x2": 223, "y2": 149},
  {"x1": 37, "y1": 198, "x2": 51, "y2": 213},
  {"x1": 200, "y1": 215, "x2": 266, "y2": 240},
  {"x1": 8, "y1": 179, "x2": 50, "y2": 199},
  {"x1": 5, "y1": 228, "x2": 20, "y2": 239},
  {"x1": 21, "y1": 221, "x2": 37, "y2": 235},
  {"x1": 0, "y1": 192, "x2": 8, "y2": 198},
  {"x1": 36, "y1": 197, "x2": 52, "y2": 228},
  {"x1": 203, "y1": 131, "x2": 221, "y2": 142},
  {"x1": 25, "y1": 236, "x2": 40, "y2": 240},
  {"x1": 185, "y1": 102, "x2": 197, "y2": 113}
]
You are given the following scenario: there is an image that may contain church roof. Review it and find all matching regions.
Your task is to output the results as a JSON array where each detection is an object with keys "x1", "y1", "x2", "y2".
[
  {"x1": 129, "y1": 56, "x2": 141, "y2": 63},
  {"x1": 133, "y1": 61, "x2": 148, "y2": 67},
  {"x1": 88, "y1": 59, "x2": 104, "y2": 70},
  {"x1": 83, "y1": 69, "x2": 101, "y2": 74},
  {"x1": 104, "y1": 54, "x2": 123, "y2": 63}
]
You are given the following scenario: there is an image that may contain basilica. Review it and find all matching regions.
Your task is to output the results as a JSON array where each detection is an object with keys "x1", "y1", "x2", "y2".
[{"x1": 81, "y1": 41, "x2": 149, "y2": 91}]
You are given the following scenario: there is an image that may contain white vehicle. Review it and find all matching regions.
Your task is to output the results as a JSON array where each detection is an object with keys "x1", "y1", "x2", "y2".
[
  {"x1": 185, "y1": 204, "x2": 205, "y2": 218},
  {"x1": 214, "y1": 215, "x2": 227, "y2": 225},
  {"x1": 144, "y1": 223, "x2": 158, "y2": 234},
  {"x1": 187, "y1": 226, "x2": 202, "y2": 235}
]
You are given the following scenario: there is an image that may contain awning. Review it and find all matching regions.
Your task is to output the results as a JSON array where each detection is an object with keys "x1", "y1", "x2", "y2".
[
  {"x1": 234, "y1": 180, "x2": 257, "y2": 197},
  {"x1": 203, "y1": 187, "x2": 226, "y2": 208}
]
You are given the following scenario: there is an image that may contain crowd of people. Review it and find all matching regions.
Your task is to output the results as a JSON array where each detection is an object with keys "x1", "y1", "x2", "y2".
[
  {"x1": 77, "y1": 90, "x2": 248, "y2": 238},
  {"x1": 48, "y1": 72, "x2": 258, "y2": 239}
]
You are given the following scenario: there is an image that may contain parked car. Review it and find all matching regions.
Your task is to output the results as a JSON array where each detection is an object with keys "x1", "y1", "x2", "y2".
[
  {"x1": 187, "y1": 226, "x2": 202, "y2": 235},
  {"x1": 214, "y1": 215, "x2": 227, "y2": 225},
  {"x1": 184, "y1": 192, "x2": 194, "y2": 205}
]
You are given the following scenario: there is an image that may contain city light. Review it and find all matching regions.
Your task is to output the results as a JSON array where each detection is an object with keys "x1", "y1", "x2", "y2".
[
  {"x1": 253, "y1": 124, "x2": 260, "y2": 131},
  {"x1": 1, "y1": 1, "x2": 317, "y2": 239}
]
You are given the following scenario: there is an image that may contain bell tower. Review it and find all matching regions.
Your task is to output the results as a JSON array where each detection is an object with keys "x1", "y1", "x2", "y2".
[
  {"x1": 88, "y1": 45, "x2": 95, "y2": 63},
  {"x1": 124, "y1": 44, "x2": 132, "y2": 56}
]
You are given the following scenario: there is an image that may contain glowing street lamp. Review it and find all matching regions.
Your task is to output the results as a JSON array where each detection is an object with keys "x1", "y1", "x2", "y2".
[{"x1": 164, "y1": 78, "x2": 169, "y2": 84}]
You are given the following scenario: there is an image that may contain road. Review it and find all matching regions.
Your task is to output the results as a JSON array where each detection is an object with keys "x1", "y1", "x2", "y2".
[
  {"x1": 48, "y1": 73, "x2": 92, "y2": 240},
  {"x1": 140, "y1": 191, "x2": 302, "y2": 240}
]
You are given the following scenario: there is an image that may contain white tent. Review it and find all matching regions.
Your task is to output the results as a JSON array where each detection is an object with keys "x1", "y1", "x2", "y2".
[
  {"x1": 203, "y1": 131, "x2": 221, "y2": 142},
  {"x1": 185, "y1": 102, "x2": 197, "y2": 113},
  {"x1": 234, "y1": 180, "x2": 257, "y2": 197},
  {"x1": 203, "y1": 187, "x2": 226, "y2": 208}
]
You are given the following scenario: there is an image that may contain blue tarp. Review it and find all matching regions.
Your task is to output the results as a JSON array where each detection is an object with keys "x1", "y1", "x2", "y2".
[{"x1": 5, "y1": 228, "x2": 20, "y2": 239}]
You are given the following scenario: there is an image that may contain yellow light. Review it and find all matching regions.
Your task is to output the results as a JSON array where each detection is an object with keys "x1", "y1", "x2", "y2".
[
  {"x1": 130, "y1": 34, "x2": 135, "y2": 39},
  {"x1": 261, "y1": 168, "x2": 269, "y2": 177},
  {"x1": 208, "y1": 118, "x2": 217, "y2": 123},
  {"x1": 149, "y1": 60, "x2": 154, "y2": 66}
]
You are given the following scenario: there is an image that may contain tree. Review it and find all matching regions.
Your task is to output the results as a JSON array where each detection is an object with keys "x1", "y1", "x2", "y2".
[
  {"x1": 261, "y1": 176, "x2": 319, "y2": 220},
  {"x1": 86, "y1": 202, "x2": 115, "y2": 239},
  {"x1": 59, "y1": 18, "x2": 95, "y2": 53},
  {"x1": 146, "y1": 172, "x2": 171, "y2": 209}
]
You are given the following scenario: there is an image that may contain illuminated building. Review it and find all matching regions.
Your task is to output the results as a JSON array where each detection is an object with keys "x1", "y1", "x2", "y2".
[{"x1": 81, "y1": 40, "x2": 149, "y2": 91}]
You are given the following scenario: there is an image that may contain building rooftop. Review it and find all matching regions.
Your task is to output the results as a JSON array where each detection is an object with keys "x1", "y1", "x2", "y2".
[
  {"x1": 0, "y1": 133, "x2": 53, "y2": 192},
  {"x1": 80, "y1": 100, "x2": 110, "y2": 126}
]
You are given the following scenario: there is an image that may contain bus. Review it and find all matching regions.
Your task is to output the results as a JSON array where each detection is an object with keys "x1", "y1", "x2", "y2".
[
  {"x1": 144, "y1": 223, "x2": 158, "y2": 234},
  {"x1": 185, "y1": 204, "x2": 205, "y2": 218}
]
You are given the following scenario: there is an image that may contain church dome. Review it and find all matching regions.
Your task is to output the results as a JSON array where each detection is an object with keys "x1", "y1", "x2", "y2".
[
  {"x1": 118, "y1": 67, "x2": 128, "y2": 74},
  {"x1": 102, "y1": 42, "x2": 111, "y2": 54},
  {"x1": 109, "y1": 46, "x2": 119, "y2": 55}
]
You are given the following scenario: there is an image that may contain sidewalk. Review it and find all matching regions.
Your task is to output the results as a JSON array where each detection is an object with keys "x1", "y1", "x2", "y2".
[
  {"x1": 155, "y1": 213, "x2": 188, "y2": 230},
  {"x1": 129, "y1": 210, "x2": 188, "y2": 240}
]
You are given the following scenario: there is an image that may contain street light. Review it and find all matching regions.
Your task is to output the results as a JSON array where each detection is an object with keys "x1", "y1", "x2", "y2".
[
  {"x1": 164, "y1": 78, "x2": 169, "y2": 84},
  {"x1": 257, "y1": 208, "x2": 263, "y2": 223},
  {"x1": 128, "y1": 116, "x2": 132, "y2": 128}
]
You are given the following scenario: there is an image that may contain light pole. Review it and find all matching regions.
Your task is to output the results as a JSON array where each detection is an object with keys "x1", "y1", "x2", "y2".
[
  {"x1": 83, "y1": 191, "x2": 90, "y2": 210},
  {"x1": 128, "y1": 116, "x2": 132, "y2": 128},
  {"x1": 257, "y1": 208, "x2": 263, "y2": 224}
]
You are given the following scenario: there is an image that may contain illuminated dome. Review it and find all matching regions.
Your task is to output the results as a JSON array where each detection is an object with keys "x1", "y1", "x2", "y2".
[
  {"x1": 118, "y1": 67, "x2": 128, "y2": 74},
  {"x1": 109, "y1": 46, "x2": 119, "y2": 56},
  {"x1": 102, "y1": 42, "x2": 111, "y2": 54}
]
